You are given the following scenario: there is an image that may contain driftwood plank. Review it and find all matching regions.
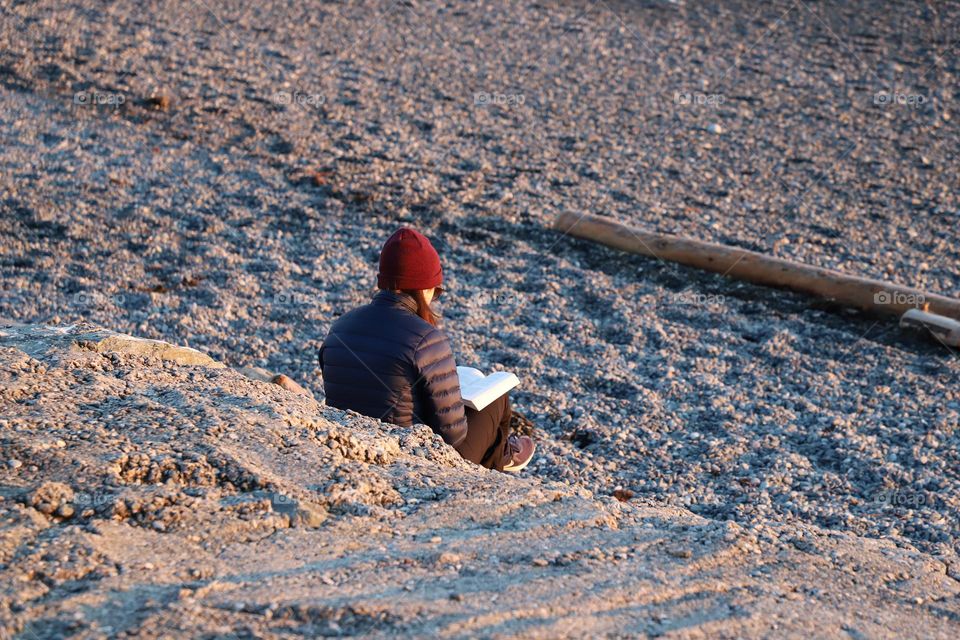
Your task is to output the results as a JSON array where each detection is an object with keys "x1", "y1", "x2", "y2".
[{"x1": 553, "y1": 212, "x2": 960, "y2": 321}]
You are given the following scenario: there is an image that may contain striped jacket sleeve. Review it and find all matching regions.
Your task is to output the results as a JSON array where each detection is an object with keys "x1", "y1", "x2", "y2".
[{"x1": 413, "y1": 328, "x2": 468, "y2": 448}]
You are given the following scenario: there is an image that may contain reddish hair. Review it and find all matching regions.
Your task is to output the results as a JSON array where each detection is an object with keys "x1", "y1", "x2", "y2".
[{"x1": 401, "y1": 289, "x2": 439, "y2": 326}]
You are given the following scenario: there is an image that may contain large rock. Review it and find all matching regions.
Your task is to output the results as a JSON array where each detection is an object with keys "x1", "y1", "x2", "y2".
[{"x1": 0, "y1": 321, "x2": 223, "y2": 368}]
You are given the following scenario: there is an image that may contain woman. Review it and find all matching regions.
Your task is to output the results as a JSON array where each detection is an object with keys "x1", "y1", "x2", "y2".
[{"x1": 318, "y1": 227, "x2": 535, "y2": 472}]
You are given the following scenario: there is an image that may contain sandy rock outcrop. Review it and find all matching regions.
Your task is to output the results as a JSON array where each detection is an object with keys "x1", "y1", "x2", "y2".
[{"x1": 1, "y1": 325, "x2": 959, "y2": 638}]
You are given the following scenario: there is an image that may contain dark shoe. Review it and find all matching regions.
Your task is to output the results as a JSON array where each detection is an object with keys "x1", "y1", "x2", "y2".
[{"x1": 502, "y1": 434, "x2": 535, "y2": 472}]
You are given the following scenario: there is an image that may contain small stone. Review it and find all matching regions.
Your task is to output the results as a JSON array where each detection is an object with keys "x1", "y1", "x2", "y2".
[
  {"x1": 148, "y1": 94, "x2": 172, "y2": 110},
  {"x1": 272, "y1": 374, "x2": 312, "y2": 397},
  {"x1": 666, "y1": 546, "x2": 693, "y2": 559},
  {"x1": 292, "y1": 503, "x2": 327, "y2": 528},
  {"x1": 236, "y1": 366, "x2": 275, "y2": 383},
  {"x1": 706, "y1": 123, "x2": 723, "y2": 134},
  {"x1": 311, "y1": 169, "x2": 334, "y2": 186},
  {"x1": 532, "y1": 557, "x2": 550, "y2": 567},
  {"x1": 8, "y1": 459, "x2": 22, "y2": 469}
]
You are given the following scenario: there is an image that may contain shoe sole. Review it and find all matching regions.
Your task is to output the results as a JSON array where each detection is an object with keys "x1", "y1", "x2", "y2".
[{"x1": 502, "y1": 443, "x2": 536, "y2": 473}]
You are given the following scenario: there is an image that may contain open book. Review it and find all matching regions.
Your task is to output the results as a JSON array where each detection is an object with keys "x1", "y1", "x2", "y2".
[{"x1": 456, "y1": 366, "x2": 520, "y2": 411}]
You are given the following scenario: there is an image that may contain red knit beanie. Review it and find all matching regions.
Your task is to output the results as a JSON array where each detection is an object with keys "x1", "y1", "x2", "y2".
[{"x1": 377, "y1": 227, "x2": 443, "y2": 290}]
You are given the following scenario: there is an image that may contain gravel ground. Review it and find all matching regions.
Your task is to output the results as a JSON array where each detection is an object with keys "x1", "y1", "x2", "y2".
[{"x1": 1, "y1": 0, "x2": 959, "y2": 577}]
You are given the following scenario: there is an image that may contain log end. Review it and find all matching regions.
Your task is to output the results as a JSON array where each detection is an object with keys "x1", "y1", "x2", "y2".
[{"x1": 552, "y1": 211, "x2": 582, "y2": 234}]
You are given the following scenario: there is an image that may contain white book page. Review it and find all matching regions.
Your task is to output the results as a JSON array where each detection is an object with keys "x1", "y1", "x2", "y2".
[{"x1": 456, "y1": 366, "x2": 520, "y2": 411}]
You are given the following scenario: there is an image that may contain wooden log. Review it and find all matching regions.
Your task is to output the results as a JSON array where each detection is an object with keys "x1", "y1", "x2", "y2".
[
  {"x1": 553, "y1": 211, "x2": 960, "y2": 321},
  {"x1": 900, "y1": 309, "x2": 960, "y2": 347}
]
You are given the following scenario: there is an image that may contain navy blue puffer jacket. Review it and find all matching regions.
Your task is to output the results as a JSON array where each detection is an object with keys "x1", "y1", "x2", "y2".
[{"x1": 318, "y1": 291, "x2": 468, "y2": 448}]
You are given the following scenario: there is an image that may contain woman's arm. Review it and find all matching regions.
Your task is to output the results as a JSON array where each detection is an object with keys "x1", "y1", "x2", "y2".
[{"x1": 414, "y1": 328, "x2": 468, "y2": 449}]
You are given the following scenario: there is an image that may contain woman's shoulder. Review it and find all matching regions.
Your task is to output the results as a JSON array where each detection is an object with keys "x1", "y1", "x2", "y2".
[
  {"x1": 414, "y1": 324, "x2": 451, "y2": 352},
  {"x1": 329, "y1": 299, "x2": 441, "y2": 343}
]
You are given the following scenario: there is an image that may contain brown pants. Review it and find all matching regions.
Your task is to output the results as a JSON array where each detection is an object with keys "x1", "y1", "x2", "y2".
[{"x1": 456, "y1": 393, "x2": 512, "y2": 470}]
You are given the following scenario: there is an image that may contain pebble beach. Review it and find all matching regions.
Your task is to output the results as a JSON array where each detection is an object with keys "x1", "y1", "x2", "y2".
[{"x1": 2, "y1": 0, "x2": 959, "y2": 636}]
